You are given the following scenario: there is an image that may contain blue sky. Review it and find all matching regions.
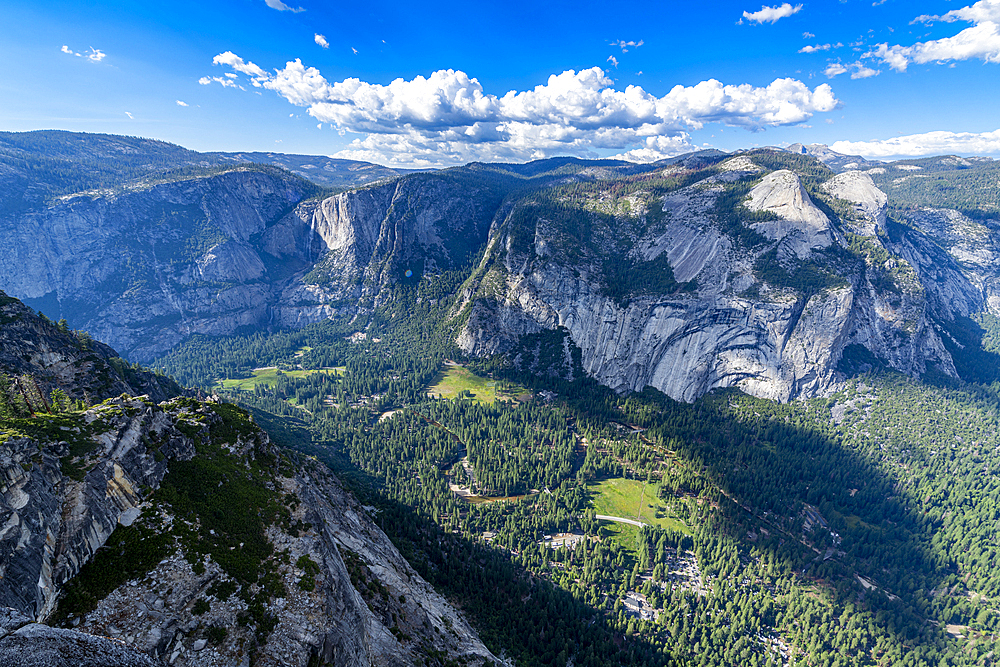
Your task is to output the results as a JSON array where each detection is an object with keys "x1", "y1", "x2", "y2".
[{"x1": 2, "y1": 0, "x2": 1000, "y2": 166}]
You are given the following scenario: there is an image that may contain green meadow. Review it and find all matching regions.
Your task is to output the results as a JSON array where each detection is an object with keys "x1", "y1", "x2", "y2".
[
  {"x1": 427, "y1": 363, "x2": 527, "y2": 404},
  {"x1": 214, "y1": 366, "x2": 343, "y2": 392},
  {"x1": 588, "y1": 477, "x2": 689, "y2": 534}
]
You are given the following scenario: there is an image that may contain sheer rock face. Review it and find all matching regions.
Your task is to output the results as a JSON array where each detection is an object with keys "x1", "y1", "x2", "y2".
[
  {"x1": 0, "y1": 398, "x2": 197, "y2": 621},
  {"x1": 194, "y1": 241, "x2": 266, "y2": 283},
  {"x1": 896, "y1": 207, "x2": 1000, "y2": 315},
  {"x1": 457, "y1": 164, "x2": 964, "y2": 403},
  {"x1": 2, "y1": 143, "x2": 997, "y2": 405},
  {"x1": 0, "y1": 398, "x2": 497, "y2": 667},
  {"x1": 0, "y1": 168, "x2": 315, "y2": 361},
  {"x1": 0, "y1": 161, "x2": 509, "y2": 361},
  {"x1": 287, "y1": 176, "x2": 502, "y2": 299}
]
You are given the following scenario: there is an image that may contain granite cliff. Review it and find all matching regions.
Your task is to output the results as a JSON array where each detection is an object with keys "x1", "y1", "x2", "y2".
[
  {"x1": 453, "y1": 151, "x2": 989, "y2": 402},
  {"x1": 3, "y1": 131, "x2": 999, "y2": 404}
]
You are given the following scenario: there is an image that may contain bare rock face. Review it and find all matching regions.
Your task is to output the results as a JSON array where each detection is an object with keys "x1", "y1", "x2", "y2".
[
  {"x1": 0, "y1": 167, "x2": 315, "y2": 361},
  {"x1": 0, "y1": 397, "x2": 197, "y2": 620},
  {"x1": 745, "y1": 170, "x2": 832, "y2": 258},
  {"x1": 288, "y1": 173, "x2": 507, "y2": 303},
  {"x1": 822, "y1": 171, "x2": 888, "y2": 235},
  {"x1": 457, "y1": 159, "x2": 962, "y2": 403},
  {"x1": 0, "y1": 620, "x2": 160, "y2": 667},
  {"x1": 0, "y1": 394, "x2": 497, "y2": 667},
  {"x1": 893, "y1": 207, "x2": 1000, "y2": 317},
  {"x1": 194, "y1": 241, "x2": 266, "y2": 283}
]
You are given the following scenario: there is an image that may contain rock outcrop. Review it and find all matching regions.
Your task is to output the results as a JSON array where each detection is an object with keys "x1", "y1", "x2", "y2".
[
  {"x1": 0, "y1": 396, "x2": 195, "y2": 620},
  {"x1": 0, "y1": 616, "x2": 160, "y2": 667},
  {"x1": 0, "y1": 397, "x2": 497, "y2": 667},
  {"x1": 0, "y1": 292, "x2": 179, "y2": 403},
  {"x1": 822, "y1": 170, "x2": 888, "y2": 235},
  {"x1": 745, "y1": 169, "x2": 832, "y2": 257}
]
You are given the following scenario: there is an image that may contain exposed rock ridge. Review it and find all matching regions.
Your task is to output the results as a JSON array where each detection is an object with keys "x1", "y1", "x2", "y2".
[
  {"x1": 0, "y1": 609, "x2": 159, "y2": 667},
  {"x1": 0, "y1": 293, "x2": 179, "y2": 403},
  {"x1": 295, "y1": 462, "x2": 497, "y2": 666},
  {"x1": 0, "y1": 396, "x2": 197, "y2": 620},
  {"x1": 0, "y1": 393, "x2": 497, "y2": 665}
]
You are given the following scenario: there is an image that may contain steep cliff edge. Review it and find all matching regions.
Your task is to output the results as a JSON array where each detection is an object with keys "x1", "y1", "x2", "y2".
[
  {"x1": 0, "y1": 296, "x2": 497, "y2": 666},
  {"x1": 0, "y1": 165, "x2": 317, "y2": 361},
  {"x1": 0, "y1": 291, "x2": 180, "y2": 403},
  {"x1": 454, "y1": 152, "x2": 969, "y2": 402},
  {"x1": 4, "y1": 131, "x2": 998, "y2": 405}
]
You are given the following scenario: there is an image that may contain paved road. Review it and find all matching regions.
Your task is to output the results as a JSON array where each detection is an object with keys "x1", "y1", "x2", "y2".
[{"x1": 595, "y1": 514, "x2": 648, "y2": 528}]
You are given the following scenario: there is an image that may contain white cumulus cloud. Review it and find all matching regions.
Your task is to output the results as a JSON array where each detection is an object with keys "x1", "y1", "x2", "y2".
[
  {"x1": 607, "y1": 135, "x2": 698, "y2": 163},
  {"x1": 176, "y1": 100, "x2": 189, "y2": 106},
  {"x1": 869, "y1": 0, "x2": 1000, "y2": 71},
  {"x1": 824, "y1": 62, "x2": 848, "y2": 77},
  {"x1": 315, "y1": 33, "x2": 329, "y2": 48},
  {"x1": 831, "y1": 128, "x2": 1000, "y2": 158},
  {"x1": 851, "y1": 64, "x2": 880, "y2": 79},
  {"x1": 207, "y1": 54, "x2": 839, "y2": 167},
  {"x1": 213, "y1": 51, "x2": 267, "y2": 78},
  {"x1": 741, "y1": 3, "x2": 803, "y2": 24}
]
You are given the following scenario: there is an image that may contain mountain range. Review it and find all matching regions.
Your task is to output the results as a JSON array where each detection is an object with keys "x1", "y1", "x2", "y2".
[
  {"x1": 2, "y1": 130, "x2": 998, "y2": 403},
  {"x1": 5, "y1": 130, "x2": 1000, "y2": 666}
]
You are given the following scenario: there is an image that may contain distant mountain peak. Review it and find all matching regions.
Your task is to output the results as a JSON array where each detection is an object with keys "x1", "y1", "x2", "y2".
[{"x1": 784, "y1": 143, "x2": 883, "y2": 172}]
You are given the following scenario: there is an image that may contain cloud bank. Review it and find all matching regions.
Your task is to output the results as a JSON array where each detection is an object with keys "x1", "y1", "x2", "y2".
[
  {"x1": 832, "y1": 129, "x2": 1000, "y2": 158},
  {"x1": 206, "y1": 52, "x2": 838, "y2": 167}
]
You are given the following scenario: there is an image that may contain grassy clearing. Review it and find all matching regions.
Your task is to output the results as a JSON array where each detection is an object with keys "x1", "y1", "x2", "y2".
[
  {"x1": 426, "y1": 363, "x2": 527, "y2": 404},
  {"x1": 214, "y1": 367, "x2": 343, "y2": 392},
  {"x1": 587, "y1": 477, "x2": 689, "y2": 535}
]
